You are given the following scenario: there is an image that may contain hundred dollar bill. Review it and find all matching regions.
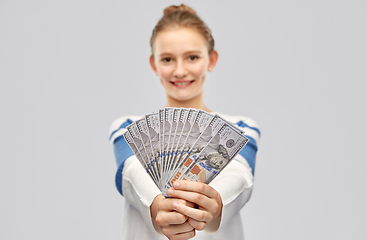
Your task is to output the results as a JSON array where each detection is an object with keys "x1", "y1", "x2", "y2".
[
  {"x1": 127, "y1": 122, "x2": 159, "y2": 185},
  {"x1": 163, "y1": 123, "x2": 249, "y2": 196},
  {"x1": 145, "y1": 112, "x2": 161, "y2": 186},
  {"x1": 188, "y1": 114, "x2": 231, "y2": 154},
  {"x1": 136, "y1": 117, "x2": 160, "y2": 182},
  {"x1": 167, "y1": 110, "x2": 214, "y2": 181},
  {"x1": 166, "y1": 108, "x2": 190, "y2": 179},
  {"x1": 123, "y1": 130, "x2": 159, "y2": 188},
  {"x1": 168, "y1": 114, "x2": 228, "y2": 181},
  {"x1": 169, "y1": 108, "x2": 199, "y2": 173},
  {"x1": 183, "y1": 109, "x2": 214, "y2": 152},
  {"x1": 162, "y1": 108, "x2": 175, "y2": 184},
  {"x1": 165, "y1": 108, "x2": 180, "y2": 183},
  {"x1": 158, "y1": 109, "x2": 165, "y2": 181}
]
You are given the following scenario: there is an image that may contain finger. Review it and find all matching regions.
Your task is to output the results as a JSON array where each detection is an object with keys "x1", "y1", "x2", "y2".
[
  {"x1": 161, "y1": 221, "x2": 195, "y2": 237},
  {"x1": 159, "y1": 198, "x2": 194, "y2": 211},
  {"x1": 173, "y1": 180, "x2": 219, "y2": 199},
  {"x1": 185, "y1": 200, "x2": 196, "y2": 208},
  {"x1": 172, "y1": 201, "x2": 212, "y2": 223},
  {"x1": 171, "y1": 229, "x2": 196, "y2": 240},
  {"x1": 188, "y1": 217, "x2": 207, "y2": 231},
  {"x1": 156, "y1": 211, "x2": 188, "y2": 226},
  {"x1": 168, "y1": 189, "x2": 218, "y2": 214}
]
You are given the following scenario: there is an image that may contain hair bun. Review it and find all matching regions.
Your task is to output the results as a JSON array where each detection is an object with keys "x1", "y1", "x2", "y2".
[{"x1": 163, "y1": 4, "x2": 197, "y2": 16}]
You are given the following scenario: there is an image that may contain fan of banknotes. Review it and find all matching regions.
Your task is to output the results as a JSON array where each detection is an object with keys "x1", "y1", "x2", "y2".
[{"x1": 123, "y1": 108, "x2": 249, "y2": 197}]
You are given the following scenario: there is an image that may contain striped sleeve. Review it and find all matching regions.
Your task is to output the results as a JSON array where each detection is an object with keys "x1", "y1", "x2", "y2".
[
  {"x1": 109, "y1": 116, "x2": 140, "y2": 195},
  {"x1": 234, "y1": 118, "x2": 260, "y2": 176}
]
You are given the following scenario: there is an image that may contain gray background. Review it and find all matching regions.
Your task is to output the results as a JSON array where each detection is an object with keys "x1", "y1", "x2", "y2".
[{"x1": 1, "y1": 0, "x2": 366, "y2": 239}]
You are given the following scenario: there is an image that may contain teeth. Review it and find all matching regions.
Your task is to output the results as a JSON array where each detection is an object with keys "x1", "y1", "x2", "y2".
[{"x1": 174, "y1": 82, "x2": 190, "y2": 86}]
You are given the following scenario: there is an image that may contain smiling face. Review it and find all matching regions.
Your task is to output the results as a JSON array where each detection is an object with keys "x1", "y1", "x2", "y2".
[{"x1": 150, "y1": 27, "x2": 218, "y2": 106}]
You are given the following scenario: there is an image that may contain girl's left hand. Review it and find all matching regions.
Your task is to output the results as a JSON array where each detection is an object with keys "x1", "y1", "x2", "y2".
[{"x1": 166, "y1": 180, "x2": 223, "y2": 231}]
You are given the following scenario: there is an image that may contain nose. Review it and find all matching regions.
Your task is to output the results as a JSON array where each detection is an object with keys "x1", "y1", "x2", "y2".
[{"x1": 173, "y1": 60, "x2": 188, "y2": 78}]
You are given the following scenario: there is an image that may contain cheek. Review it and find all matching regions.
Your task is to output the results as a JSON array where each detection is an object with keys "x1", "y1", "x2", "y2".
[
  {"x1": 191, "y1": 61, "x2": 208, "y2": 78},
  {"x1": 157, "y1": 66, "x2": 173, "y2": 83}
]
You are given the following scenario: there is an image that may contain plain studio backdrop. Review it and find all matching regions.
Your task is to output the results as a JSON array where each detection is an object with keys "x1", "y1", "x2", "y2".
[{"x1": 1, "y1": 0, "x2": 366, "y2": 239}]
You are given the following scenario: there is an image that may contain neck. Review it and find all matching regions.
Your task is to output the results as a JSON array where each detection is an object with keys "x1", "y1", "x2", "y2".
[{"x1": 165, "y1": 95, "x2": 211, "y2": 112}]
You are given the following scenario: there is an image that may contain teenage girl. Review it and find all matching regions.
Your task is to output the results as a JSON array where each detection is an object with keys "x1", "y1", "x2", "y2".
[{"x1": 109, "y1": 4, "x2": 260, "y2": 240}]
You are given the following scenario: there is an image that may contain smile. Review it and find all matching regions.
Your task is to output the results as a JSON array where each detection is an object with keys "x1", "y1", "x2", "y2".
[{"x1": 171, "y1": 80, "x2": 194, "y2": 88}]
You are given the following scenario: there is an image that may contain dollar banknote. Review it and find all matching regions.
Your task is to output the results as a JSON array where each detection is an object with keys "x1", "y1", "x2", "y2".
[
  {"x1": 158, "y1": 109, "x2": 165, "y2": 182},
  {"x1": 136, "y1": 117, "x2": 161, "y2": 183},
  {"x1": 163, "y1": 122, "x2": 249, "y2": 196},
  {"x1": 170, "y1": 109, "x2": 199, "y2": 172},
  {"x1": 122, "y1": 108, "x2": 249, "y2": 196},
  {"x1": 145, "y1": 112, "x2": 162, "y2": 187},
  {"x1": 166, "y1": 108, "x2": 190, "y2": 181},
  {"x1": 162, "y1": 108, "x2": 175, "y2": 184},
  {"x1": 166, "y1": 110, "x2": 214, "y2": 182},
  {"x1": 123, "y1": 130, "x2": 159, "y2": 187},
  {"x1": 165, "y1": 108, "x2": 181, "y2": 184},
  {"x1": 127, "y1": 122, "x2": 159, "y2": 185}
]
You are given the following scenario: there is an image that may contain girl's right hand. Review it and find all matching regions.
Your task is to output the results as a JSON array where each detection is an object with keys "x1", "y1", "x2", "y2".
[{"x1": 150, "y1": 194, "x2": 196, "y2": 240}]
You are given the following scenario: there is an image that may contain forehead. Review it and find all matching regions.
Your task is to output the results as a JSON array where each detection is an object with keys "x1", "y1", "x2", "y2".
[{"x1": 153, "y1": 27, "x2": 208, "y2": 55}]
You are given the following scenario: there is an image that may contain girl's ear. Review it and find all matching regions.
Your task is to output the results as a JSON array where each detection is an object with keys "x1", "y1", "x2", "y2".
[
  {"x1": 149, "y1": 55, "x2": 158, "y2": 75},
  {"x1": 208, "y1": 50, "x2": 219, "y2": 71}
]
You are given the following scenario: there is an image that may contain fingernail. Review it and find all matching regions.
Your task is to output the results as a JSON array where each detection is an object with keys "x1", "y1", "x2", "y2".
[
  {"x1": 173, "y1": 202, "x2": 179, "y2": 210},
  {"x1": 167, "y1": 189, "x2": 173, "y2": 195},
  {"x1": 173, "y1": 181, "x2": 179, "y2": 188}
]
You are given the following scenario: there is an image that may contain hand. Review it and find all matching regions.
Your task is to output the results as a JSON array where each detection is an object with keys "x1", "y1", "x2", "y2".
[
  {"x1": 166, "y1": 180, "x2": 223, "y2": 231},
  {"x1": 150, "y1": 194, "x2": 196, "y2": 240}
]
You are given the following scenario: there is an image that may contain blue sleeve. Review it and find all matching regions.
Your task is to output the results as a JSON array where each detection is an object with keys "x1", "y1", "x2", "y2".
[
  {"x1": 238, "y1": 136, "x2": 258, "y2": 176},
  {"x1": 113, "y1": 135, "x2": 134, "y2": 195},
  {"x1": 235, "y1": 120, "x2": 261, "y2": 176},
  {"x1": 110, "y1": 118, "x2": 134, "y2": 195}
]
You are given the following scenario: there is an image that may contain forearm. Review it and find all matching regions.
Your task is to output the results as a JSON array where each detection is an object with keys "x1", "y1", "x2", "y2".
[
  {"x1": 122, "y1": 156, "x2": 162, "y2": 232},
  {"x1": 206, "y1": 159, "x2": 254, "y2": 232}
]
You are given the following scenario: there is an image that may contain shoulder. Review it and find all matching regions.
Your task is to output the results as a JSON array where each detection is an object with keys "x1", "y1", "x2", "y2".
[
  {"x1": 215, "y1": 113, "x2": 260, "y2": 129},
  {"x1": 214, "y1": 112, "x2": 261, "y2": 143},
  {"x1": 108, "y1": 115, "x2": 142, "y2": 144}
]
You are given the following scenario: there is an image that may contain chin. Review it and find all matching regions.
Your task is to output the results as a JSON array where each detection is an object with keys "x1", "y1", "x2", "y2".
[
  {"x1": 175, "y1": 91, "x2": 202, "y2": 100},
  {"x1": 172, "y1": 95, "x2": 195, "y2": 102}
]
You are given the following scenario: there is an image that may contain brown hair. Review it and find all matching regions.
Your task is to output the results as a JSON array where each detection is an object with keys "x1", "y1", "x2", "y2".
[{"x1": 150, "y1": 4, "x2": 215, "y2": 58}]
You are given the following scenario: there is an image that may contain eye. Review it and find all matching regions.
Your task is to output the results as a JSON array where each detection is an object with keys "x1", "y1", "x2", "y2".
[
  {"x1": 161, "y1": 57, "x2": 172, "y2": 62},
  {"x1": 188, "y1": 55, "x2": 198, "y2": 61}
]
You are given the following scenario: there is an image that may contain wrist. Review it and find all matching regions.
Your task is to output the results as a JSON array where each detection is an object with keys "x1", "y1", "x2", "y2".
[
  {"x1": 150, "y1": 194, "x2": 164, "y2": 234},
  {"x1": 214, "y1": 193, "x2": 223, "y2": 219},
  {"x1": 150, "y1": 194, "x2": 164, "y2": 220}
]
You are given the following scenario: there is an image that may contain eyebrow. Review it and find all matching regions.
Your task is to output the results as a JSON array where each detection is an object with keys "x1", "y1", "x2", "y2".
[
  {"x1": 158, "y1": 50, "x2": 203, "y2": 57},
  {"x1": 184, "y1": 50, "x2": 202, "y2": 55}
]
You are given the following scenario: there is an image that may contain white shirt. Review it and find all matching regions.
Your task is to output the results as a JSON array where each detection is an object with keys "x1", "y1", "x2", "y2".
[{"x1": 109, "y1": 112, "x2": 260, "y2": 239}]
